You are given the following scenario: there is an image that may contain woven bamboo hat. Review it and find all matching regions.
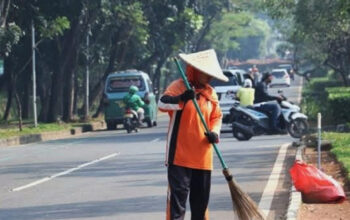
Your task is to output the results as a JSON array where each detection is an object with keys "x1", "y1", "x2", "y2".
[{"x1": 179, "y1": 49, "x2": 228, "y2": 82}]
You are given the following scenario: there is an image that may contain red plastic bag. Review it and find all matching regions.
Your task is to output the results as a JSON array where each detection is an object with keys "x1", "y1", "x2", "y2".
[{"x1": 290, "y1": 160, "x2": 346, "y2": 203}]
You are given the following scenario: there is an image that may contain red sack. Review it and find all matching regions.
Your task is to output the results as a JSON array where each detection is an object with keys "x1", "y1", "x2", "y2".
[{"x1": 290, "y1": 160, "x2": 346, "y2": 203}]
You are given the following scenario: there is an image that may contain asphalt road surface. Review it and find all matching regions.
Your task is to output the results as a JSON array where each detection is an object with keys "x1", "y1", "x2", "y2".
[{"x1": 0, "y1": 76, "x2": 303, "y2": 220}]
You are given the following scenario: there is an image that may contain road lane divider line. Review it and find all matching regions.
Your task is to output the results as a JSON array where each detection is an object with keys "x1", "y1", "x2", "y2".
[
  {"x1": 12, "y1": 152, "x2": 120, "y2": 192},
  {"x1": 258, "y1": 143, "x2": 289, "y2": 217}
]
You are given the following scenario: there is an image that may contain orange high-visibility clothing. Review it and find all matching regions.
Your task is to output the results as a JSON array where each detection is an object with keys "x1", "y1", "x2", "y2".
[{"x1": 158, "y1": 79, "x2": 222, "y2": 170}]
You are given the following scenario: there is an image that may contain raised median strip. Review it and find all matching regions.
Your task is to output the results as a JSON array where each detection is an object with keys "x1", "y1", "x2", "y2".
[{"x1": 0, "y1": 121, "x2": 106, "y2": 148}]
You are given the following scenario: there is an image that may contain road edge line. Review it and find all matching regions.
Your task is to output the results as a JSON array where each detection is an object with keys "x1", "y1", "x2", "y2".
[{"x1": 258, "y1": 143, "x2": 289, "y2": 217}]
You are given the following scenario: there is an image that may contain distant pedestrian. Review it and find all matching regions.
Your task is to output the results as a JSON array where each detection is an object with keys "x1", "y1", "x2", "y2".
[{"x1": 251, "y1": 65, "x2": 260, "y2": 85}]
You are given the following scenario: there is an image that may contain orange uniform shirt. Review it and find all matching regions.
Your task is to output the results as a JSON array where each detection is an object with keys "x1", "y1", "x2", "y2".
[{"x1": 158, "y1": 79, "x2": 222, "y2": 170}]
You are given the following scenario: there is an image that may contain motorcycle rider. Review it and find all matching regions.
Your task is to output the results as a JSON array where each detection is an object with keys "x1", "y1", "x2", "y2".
[
  {"x1": 123, "y1": 85, "x2": 145, "y2": 126},
  {"x1": 254, "y1": 72, "x2": 284, "y2": 134},
  {"x1": 236, "y1": 79, "x2": 255, "y2": 106}
]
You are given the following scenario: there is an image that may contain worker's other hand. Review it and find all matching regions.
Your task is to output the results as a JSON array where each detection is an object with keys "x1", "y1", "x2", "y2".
[
  {"x1": 204, "y1": 131, "x2": 219, "y2": 144},
  {"x1": 180, "y1": 89, "x2": 195, "y2": 102}
]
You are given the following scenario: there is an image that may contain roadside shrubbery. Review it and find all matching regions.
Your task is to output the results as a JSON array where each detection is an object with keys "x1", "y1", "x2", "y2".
[
  {"x1": 0, "y1": 123, "x2": 72, "y2": 139},
  {"x1": 324, "y1": 132, "x2": 350, "y2": 179},
  {"x1": 302, "y1": 77, "x2": 349, "y2": 125},
  {"x1": 326, "y1": 87, "x2": 350, "y2": 124}
]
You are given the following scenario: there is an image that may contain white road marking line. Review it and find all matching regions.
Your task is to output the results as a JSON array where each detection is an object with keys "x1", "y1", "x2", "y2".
[
  {"x1": 12, "y1": 152, "x2": 120, "y2": 192},
  {"x1": 258, "y1": 143, "x2": 289, "y2": 217},
  {"x1": 151, "y1": 138, "x2": 160, "y2": 142}
]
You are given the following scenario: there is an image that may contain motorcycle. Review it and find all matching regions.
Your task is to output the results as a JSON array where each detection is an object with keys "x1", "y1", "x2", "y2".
[
  {"x1": 229, "y1": 94, "x2": 309, "y2": 141},
  {"x1": 123, "y1": 108, "x2": 139, "y2": 133}
]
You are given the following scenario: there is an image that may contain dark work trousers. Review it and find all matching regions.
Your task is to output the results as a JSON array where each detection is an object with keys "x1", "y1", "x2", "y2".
[
  {"x1": 256, "y1": 102, "x2": 281, "y2": 130},
  {"x1": 166, "y1": 164, "x2": 211, "y2": 220}
]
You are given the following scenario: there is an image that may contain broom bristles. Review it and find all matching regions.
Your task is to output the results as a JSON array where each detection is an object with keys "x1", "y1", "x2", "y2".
[{"x1": 223, "y1": 168, "x2": 265, "y2": 220}]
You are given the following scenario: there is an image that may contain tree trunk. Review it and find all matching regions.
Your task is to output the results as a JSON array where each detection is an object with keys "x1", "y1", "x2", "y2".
[
  {"x1": 152, "y1": 57, "x2": 167, "y2": 101},
  {"x1": 47, "y1": 20, "x2": 81, "y2": 122},
  {"x1": 62, "y1": 46, "x2": 79, "y2": 122},
  {"x1": 73, "y1": 70, "x2": 79, "y2": 116},
  {"x1": 22, "y1": 72, "x2": 30, "y2": 119},
  {"x1": 14, "y1": 89, "x2": 22, "y2": 131},
  {"x1": 38, "y1": 83, "x2": 49, "y2": 122},
  {"x1": 3, "y1": 80, "x2": 13, "y2": 121},
  {"x1": 2, "y1": 58, "x2": 13, "y2": 121},
  {"x1": 193, "y1": 16, "x2": 215, "y2": 52},
  {"x1": 92, "y1": 31, "x2": 132, "y2": 118},
  {"x1": 0, "y1": 0, "x2": 11, "y2": 27},
  {"x1": 87, "y1": 32, "x2": 120, "y2": 111}
]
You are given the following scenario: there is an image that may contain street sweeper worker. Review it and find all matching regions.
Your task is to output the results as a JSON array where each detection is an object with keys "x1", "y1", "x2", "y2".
[{"x1": 158, "y1": 49, "x2": 228, "y2": 220}]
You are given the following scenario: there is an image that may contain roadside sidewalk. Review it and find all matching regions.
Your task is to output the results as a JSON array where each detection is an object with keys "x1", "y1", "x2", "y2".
[{"x1": 0, "y1": 121, "x2": 106, "y2": 148}]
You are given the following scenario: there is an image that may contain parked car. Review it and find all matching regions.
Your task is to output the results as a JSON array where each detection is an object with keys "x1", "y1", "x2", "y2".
[
  {"x1": 210, "y1": 70, "x2": 241, "y2": 123},
  {"x1": 103, "y1": 69, "x2": 157, "y2": 130},
  {"x1": 230, "y1": 69, "x2": 247, "y2": 86},
  {"x1": 270, "y1": 69, "x2": 291, "y2": 87}
]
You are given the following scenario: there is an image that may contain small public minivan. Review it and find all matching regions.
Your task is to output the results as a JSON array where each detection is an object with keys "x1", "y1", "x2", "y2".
[{"x1": 103, "y1": 69, "x2": 157, "y2": 130}]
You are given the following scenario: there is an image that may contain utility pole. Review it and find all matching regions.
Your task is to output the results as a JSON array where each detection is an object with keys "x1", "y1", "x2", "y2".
[
  {"x1": 84, "y1": 25, "x2": 90, "y2": 121},
  {"x1": 32, "y1": 21, "x2": 38, "y2": 127}
]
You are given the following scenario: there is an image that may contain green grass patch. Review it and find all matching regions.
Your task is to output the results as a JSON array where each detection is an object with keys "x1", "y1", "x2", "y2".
[
  {"x1": 0, "y1": 123, "x2": 73, "y2": 139},
  {"x1": 324, "y1": 132, "x2": 350, "y2": 179}
]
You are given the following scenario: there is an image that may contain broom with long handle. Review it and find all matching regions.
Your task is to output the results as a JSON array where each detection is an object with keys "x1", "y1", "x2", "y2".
[{"x1": 174, "y1": 58, "x2": 265, "y2": 220}]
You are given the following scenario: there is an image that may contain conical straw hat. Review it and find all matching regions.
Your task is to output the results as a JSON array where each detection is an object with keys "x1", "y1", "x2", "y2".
[{"x1": 179, "y1": 49, "x2": 228, "y2": 82}]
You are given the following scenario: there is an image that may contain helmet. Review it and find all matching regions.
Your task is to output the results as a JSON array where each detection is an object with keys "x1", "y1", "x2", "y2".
[
  {"x1": 244, "y1": 79, "x2": 252, "y2": 88},
  {"x1": 129, "y1": 85, "x2": 139, "y2": 94}
]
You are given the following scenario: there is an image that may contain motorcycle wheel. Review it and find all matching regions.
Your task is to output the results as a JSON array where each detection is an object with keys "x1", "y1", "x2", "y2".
[
  {"x1": 233, "y1": 129, "x2": 252, "y2": 141},
  {"x1": 124, "y1": 119, "x2": 132, "y2": 133},
  {"x1": 287, "y1": 118, "x2": 309, "y2": 138}
]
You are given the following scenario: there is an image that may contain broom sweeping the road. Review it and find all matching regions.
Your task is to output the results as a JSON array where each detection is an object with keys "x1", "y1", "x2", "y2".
[{"x1": 159, "y1": 49, "x2": 264, "y2": 220}]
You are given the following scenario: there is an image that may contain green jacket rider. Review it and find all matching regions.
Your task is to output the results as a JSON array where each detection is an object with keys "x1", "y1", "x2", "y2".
[
  {"x1": 123, "y1": 85, "x2": 144, "y2": 111},
  {"x1": 123, "y1": 85, "x2": 145, "y2": 124}
]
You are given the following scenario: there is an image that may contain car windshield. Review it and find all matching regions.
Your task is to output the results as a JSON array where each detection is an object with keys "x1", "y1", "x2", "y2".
[
  {"x1": 210, "y1": 71, "x2": 239, "y2": 87},
  {"x1": 210, "y1": 75, "x2": 239, "y2": 87},
  {"x1": 272, "y1": 71, "x2": 285, "y2": 78},
  {"x1": 107, "y1": 75, "x2": 145, "y2": 92}
]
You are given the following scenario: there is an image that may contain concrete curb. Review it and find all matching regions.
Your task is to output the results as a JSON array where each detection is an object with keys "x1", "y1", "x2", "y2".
[
  {"x1": 0, "y1": 121, "x2": 106, "y2": 148},
  {"x1": 286, "y1": 145, "x2": 305, "y2": 220}
]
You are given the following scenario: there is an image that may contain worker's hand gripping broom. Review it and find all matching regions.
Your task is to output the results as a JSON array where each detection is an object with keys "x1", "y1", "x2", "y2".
[{"x1": 174, "y1": 58, "x2": 264, "y2": 220}]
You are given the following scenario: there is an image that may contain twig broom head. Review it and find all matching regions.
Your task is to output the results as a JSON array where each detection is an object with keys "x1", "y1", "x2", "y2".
[{"x1": 223, "y1": 168, "x2": 265, "y2": 220}]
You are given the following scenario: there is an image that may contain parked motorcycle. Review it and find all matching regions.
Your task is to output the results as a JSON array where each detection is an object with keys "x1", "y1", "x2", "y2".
[
  {"x1": 123, "y1": 108, "x2": 139, "y2": 133},
  {"x1": 229, "y1": 95, "x2": 309, "y2": 141}
]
